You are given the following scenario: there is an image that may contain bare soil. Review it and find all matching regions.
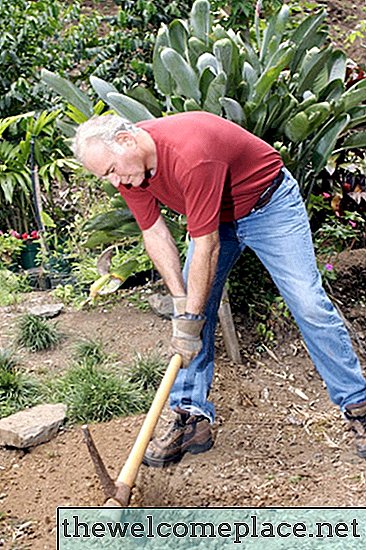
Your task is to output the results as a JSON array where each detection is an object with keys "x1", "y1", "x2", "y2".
[{"x1": 0, "y1": 247, "x2": 366, "y2": 549}]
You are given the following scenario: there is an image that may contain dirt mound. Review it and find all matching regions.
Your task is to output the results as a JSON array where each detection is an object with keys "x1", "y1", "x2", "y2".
[
  {"x1": 333, "y1": 249, "x2": 366, "y2": 304},
  {"x1": 336, "y1": 248, "x2": 366, "y2": 273},
  {"x1": 331, "y1": 249, "x2": 366, "y2": 341}
]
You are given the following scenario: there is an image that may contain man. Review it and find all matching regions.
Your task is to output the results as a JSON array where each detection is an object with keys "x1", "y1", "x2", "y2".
[{"x1": 73, "y1": 111, "x2": 366, "y2": 466}]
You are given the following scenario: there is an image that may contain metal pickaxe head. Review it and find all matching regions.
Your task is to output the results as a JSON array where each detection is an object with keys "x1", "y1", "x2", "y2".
[{"x1": 82, "y1": 425, "x2": 131, "y2": 507}]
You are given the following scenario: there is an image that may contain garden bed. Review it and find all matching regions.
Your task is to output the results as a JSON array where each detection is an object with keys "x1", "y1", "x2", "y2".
[{"x1": 1, "y1": 248, "x2": 366, "y2": 548}]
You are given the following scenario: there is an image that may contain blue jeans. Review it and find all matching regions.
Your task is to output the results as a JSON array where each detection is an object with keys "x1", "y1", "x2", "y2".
[{"x1": 169, "y1": 168, "x2": 366, "y2": 421}]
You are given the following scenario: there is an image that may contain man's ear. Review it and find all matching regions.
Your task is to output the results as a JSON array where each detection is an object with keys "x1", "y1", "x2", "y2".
[{"x1": 115, "y1": 131, "x2": 137, "y2": 148}]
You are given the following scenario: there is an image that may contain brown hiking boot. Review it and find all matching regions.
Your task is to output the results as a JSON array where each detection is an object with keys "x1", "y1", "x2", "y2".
[
  {"x1": 344, "y1": 401, "x2": 366, "y2": 458},
  {"x1": 142, "y1": 411, "x2": 213, "y2": 468}
]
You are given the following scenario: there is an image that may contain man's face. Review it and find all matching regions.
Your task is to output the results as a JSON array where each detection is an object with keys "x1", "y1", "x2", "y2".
[{"x1": 82, "y1": 134, "x2": 146, "y2": 189}]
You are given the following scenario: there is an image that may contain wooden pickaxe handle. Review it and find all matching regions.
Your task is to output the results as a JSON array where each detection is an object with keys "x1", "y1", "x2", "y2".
[{"x1": 105, "y1": 353, "x2": 182, "y2": 506}]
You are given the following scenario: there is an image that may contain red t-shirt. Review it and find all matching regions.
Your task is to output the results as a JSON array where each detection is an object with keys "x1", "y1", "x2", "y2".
[{"x1": 118, "y1": 112, "x2": 283, "y2": 238}]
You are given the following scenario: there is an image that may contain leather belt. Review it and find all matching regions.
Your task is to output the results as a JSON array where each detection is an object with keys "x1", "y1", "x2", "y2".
[{"x1": 252, "y1": 168, "x2": 285, "y2": 212}]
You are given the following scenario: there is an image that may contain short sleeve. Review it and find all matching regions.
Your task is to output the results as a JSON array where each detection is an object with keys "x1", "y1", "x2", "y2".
[
  {"x1": 118, "y1": 185, "x2": 160, "y2": 231},
  {"x1": 182, "y1": 161, "x2": 228, "y2": 237}
]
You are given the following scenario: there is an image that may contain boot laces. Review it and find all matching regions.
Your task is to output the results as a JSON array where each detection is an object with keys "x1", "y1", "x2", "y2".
[
  {"x1": 160, "y1": 413, "x2": 189, "y2": 441},
  {"x1": 356, "y1": 414, "x2": 366, "y2": 432},
  {"x1": 346, "y1": 410, "x2": 366, "y2": 434}
]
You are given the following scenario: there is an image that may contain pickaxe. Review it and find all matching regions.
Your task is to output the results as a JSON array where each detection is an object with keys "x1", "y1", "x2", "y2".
[{"x1": 82, "y1": 353, "x2": 182, "y2": 507}]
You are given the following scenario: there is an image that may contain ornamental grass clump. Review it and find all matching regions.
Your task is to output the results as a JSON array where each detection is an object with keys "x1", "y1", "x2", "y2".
[
  {"x1": 0, "y1": 348, "x2": 17, "y2": 371},
  {"x1": 0, "y1": 349, "x2": 41, "y2": 417},
  {"x1": 127, "y1": 351, "x2": 166, "y2": 391},
  {"x1": 17, "y1": 313, "x2": 61, "y2": 352},
  {"x1": 72, "y1": 339, "x2": 109, "y2": 367},
  {"x1": 50, "y1": 362, "x2": 146, "y2": 423},
  {"x1": 126, "y1": 351, "x2": 167, "y2": 408}
]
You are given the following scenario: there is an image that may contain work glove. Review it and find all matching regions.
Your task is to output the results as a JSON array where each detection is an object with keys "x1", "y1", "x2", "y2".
[
  {"x1": 170, "y1": 315, "x2": 206, "y2": 369},
  {"x1": 172, "y1": 296, "x2": 187, "y2": 316}
]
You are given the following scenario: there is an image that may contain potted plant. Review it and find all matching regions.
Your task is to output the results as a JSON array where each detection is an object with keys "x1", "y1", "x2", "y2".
[{"x1": 17, "y1": 230, "x2": 41, "y2": 270}]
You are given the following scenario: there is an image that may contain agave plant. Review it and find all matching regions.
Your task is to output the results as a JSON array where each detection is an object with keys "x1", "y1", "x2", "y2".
[{"x1": 102, "y1": 1, "x2": 366, "y2": 198}]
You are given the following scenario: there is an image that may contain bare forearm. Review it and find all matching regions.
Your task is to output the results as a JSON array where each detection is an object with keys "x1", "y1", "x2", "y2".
[
  {"x1": 142, "y1": 215, "x2": 185, "y2": 296},
  {"x1": 186, "y1": 231, "x2": 220, "y2": 314},
  {"x1": 143, "y1": 218, "x2": 220, "y2": 314}
]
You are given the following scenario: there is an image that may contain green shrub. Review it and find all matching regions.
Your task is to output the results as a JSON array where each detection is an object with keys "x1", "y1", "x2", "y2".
[
  {"x1": 0, "y1": 350, "x2": 41, "y2": 418},
  {"x1": 314, "y1": 210, "x2": 365, "y2": 255},
  {"x1": 17, "y1": 314, "x2": 61, "y2": 352},
  {"x1": 73, "y1": 339, "x2": 109, "y2": 367},
  {"x1": 0, "y1": 341, "x2": 168, "y2": 422},
  {"x1": 51, "y1": 284, "x2": 85, "y2": 309},
  {"x1": 45, "y1": 350, "x2": 168, "y2": 423},
  {"x1": 127, "y1": 351, "x2": 166, "y2": 391},
  {"x1": 0, "y1": 349, "x2": 17, "y2": 372},
  {"x1": 50, "y1": 362, "x2": 146, "y2": 423},
  {"x1": 0, "y1": 269, "x2": 30, "y2": 307},
  {"x1": 0, "y1": 233, "x2": 24, "y2": 268},
  {"x1": 0, "y1": 111, "x2": 80, "y2": 236},
  {"x1": 0, "y1": 0, "x2": 106, "y2": 115}
]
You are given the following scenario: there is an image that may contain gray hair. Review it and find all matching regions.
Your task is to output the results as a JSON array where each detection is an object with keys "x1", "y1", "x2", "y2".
[{"x1": 72, "y1": 114, "x2": 140, "y2": 162}]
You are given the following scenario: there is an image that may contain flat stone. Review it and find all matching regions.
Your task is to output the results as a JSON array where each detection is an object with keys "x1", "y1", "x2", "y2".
[
  {"x1": 27, "y1": 303, "x2": 64, "y2": 318},
  {"x1": 148, "y1": 293, "x2": 173, "y2": 319},
  {"x1": 0, "y1": 404, "x2": 67, "y2": 448}
]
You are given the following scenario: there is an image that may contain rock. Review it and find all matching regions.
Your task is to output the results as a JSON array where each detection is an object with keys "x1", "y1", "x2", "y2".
[
  {"x1": 148, "y1": 293, "x2": 173, "y2": 319},
  {"x1": 0, "y1": 404, "x2": 67, "y2": 449},
  {"x1": 27, "y1": 303, "x2": 64, "y2": 318}
]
